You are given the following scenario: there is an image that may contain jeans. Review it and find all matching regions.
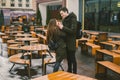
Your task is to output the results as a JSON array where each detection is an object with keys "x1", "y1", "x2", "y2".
[{"x1": 53, "y1": 62, "x2": 61, "y2": 72}]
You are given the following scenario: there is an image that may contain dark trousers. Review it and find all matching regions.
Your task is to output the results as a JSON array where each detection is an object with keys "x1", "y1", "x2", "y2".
[{"x1": 67, "y1": 50, "x2": 77, "y2": 74}]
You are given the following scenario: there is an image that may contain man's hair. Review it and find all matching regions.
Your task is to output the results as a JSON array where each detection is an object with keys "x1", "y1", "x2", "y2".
[{"x1": 59, "y1": 7, "x2": 68, "y2": 13}]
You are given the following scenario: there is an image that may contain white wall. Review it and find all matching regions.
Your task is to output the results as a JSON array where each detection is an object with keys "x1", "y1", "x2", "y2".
[
  {"x1": 39, "y1": 4, "x2": 47, "y2": 26},
  {"x1": 66, "y1": 0, "x2": 79, "y2": 20}
]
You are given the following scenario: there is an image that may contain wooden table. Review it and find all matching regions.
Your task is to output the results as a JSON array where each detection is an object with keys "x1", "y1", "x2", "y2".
[
  {"x1": 109, "y1": 35, "x2": 120, "y2": 40},
  {"x1": 21, "y1": 44, "x2": 48, "y2": 75},
  {"x1": 37, "y1": 34, "x2": 46, "y2": 44},
  {"x1": 96, "y1": 49, "x2": 120, "y2": 64},
  {"x1": 5, "y1": 31, "x2": 24, "y2": 34},
  {"x1": 0, "y1": 32, "x2": 5, "y2": 38},
  {"x1": 14, "y1": 33, "x2": 32, "y2": 38},
  {"x1": 108, "y1": 41, "x2": 120, "y2": 49},
  {"x1": 8, "y1": 45, "x2": 22, "y2": 56},
  {"x1": 112, "y1": 50, "x2": 120, "y2": 54},
  {"x1": 31, "y1": 71, "x2": 97, "y2": 80},
  {"x1": 15, "y1": 37, "x2": 38, "y2": 45}
]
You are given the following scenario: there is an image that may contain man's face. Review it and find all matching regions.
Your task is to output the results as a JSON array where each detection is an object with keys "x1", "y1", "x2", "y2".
[{"x1": 60, "y1": 10, "x2": 68, "y2": 19}]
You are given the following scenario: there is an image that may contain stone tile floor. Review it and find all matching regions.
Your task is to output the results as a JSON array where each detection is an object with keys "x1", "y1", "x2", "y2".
[{"x1": 0, "y1": 41, "x2": 95, "y2": 80}]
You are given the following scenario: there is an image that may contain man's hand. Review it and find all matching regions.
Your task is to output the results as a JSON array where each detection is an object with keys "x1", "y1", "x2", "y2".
[{"x1": 56, "y1": 22, "x2": 63, "y2": 29}]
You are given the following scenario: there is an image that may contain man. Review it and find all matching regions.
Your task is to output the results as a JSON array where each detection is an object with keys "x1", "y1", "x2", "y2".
[{"x1": 57, "y1": 7, "x2": 77, "y2": 74}]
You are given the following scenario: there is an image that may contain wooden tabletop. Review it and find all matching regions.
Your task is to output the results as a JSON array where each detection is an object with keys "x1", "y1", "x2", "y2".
[
  {"x1": 109, "y1": 35, "x2": 120, "y2": 39},
  {"x1": 83, "y1": 30, "x2": 99, "y2": 35},
  {"x1": 5, "y1": 31, "x2": 24, "y2": 34},
  {"x1": 31, "y1": 71, "x2": 97, "y2": 80},
  {"x1": 98, "y1": 61, "x2": 120, "y2": 74},
  {"x1": 21, "y1": 44, "x2": 48, "y2": 51},
  {"x1": 112, "y1": 50, "x2": 120, "y2": 54},
  {"x1": 14, "y1": 33, "x2": 32, "y2": 37},
  {"x1": 108, "y1": 41, "x2": 120, "y2": 46},
  {"x1": 15, "y1": 38, "x2": 38, "y2": 41},
  {"x1": 37, "y1": 34, "x2": 46, "y2": 40}
]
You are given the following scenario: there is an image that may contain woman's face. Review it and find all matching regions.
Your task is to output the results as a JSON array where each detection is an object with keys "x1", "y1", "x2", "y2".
[{"x1": 56, "y1": 20, "x2": 61, "y2": 27}]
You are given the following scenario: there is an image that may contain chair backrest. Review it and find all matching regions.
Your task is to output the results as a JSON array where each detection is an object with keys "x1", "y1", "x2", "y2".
[{"x1": 1, "y1": 25, "x2": 5, "y2": 32}]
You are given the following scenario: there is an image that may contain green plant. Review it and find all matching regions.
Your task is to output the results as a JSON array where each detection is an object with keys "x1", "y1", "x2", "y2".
[{"x1": 36, "y1": 6, "x2": 42, "y2": 26}]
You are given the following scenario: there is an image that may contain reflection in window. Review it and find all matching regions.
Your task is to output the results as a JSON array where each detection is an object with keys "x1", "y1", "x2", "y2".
[{"x1": 85, "y1": 0, "x2": 120, "y2": 33}]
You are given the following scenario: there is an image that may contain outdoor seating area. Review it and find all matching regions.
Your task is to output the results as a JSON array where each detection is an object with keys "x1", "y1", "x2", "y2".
[
  {"x1": 1, "y1": 0, "x2": 120, "y2": 80},
  {"x1": 0, "y1": 24, "x2": 120, "y2": 80},
  {"x1": 0, "y1": 25, "x2": 97, "y2": 80}
]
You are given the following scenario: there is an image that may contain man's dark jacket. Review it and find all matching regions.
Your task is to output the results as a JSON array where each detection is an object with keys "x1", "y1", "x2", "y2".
[{"x1": 62, "y1": 12, "x2": 77, "y2": 51}]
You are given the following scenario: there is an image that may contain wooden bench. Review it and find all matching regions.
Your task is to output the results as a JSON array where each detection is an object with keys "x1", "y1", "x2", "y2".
[
  {"x1": 100, "y1": 42, "x2": 116, "y2": 50},
  {"x1": 37, "y1": 34, "x2": 46, "y2": 44},
  {"x1": 86, "y1": 42, "x2": 101, "y2": 56},
  {"x1": 7, "y1": 40, "x2": 22, "y2": 46},
  {"x1": 31, "y1": 31, "x2": 37, "y2": 38},
  {"x1": 9, "y1": 53, "x2": 30, "y2": 78},
  {"x1": 96, "y1": 49, "x2": 120, "y2": 64},
  {"x1": 112, "y1": 50, "x2": 120, "y2": 54},
  {"x1": 96, "y1": 61, "x2": 120, "y2": 79},
  {"x1": 1, "y1": 36, "x2": 10, "y2": 43},
  {"x1": 32, "y1": 71, "x2": 97, "y2": 80}
]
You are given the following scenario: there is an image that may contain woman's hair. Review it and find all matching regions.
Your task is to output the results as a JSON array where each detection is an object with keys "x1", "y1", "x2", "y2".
[{"x1": 47, "y1": 19, "x2": 60, "y2": 41}]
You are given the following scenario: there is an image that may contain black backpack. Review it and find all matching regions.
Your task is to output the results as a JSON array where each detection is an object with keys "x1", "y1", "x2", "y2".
[
  {"x1": 76, "y1": 21, "x2": 82, "y2": 39},
  {"x1": 48, "y1": 39, "x2": 59, "y2": 51}
]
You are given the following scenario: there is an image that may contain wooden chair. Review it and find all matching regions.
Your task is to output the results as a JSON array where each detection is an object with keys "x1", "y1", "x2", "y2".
[
  {"x1": 9, "y1": 53, "x2": 31, "y2": 78},
  {"x1": 31, "y1": 31, "x2": 37, "y2": 38},
  {"x1": 1, "y1": 25, "x2": 5, "y2": 32},
  {"x1": 30, "y1": 26, "x2": 35, "y2": 32},
  {"x1": 43, "y1": 51, "x2": 64, "y2": 75}
]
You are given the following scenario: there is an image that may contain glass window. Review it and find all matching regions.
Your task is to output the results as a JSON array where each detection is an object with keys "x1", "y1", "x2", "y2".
[
  {"x1": 26, "y1": 4, "x2": 29, "y2": 7},
  {"x1": 18, "y1": 4, "x2": 22, "y2": 7},
  {"x1": 84, "y1": 0, "x2": 120, "y2": 33},
  {"x1": 2, "y1": 3, "x2": 6, "y2": 6},
  {"x1": 11, "y1": 3, "x2": 15, "y2": 7},
  {"x1": 18, "y1": 0, "x2": 22, "y2": 2},
  {"x1": 11, "y1": 0, "x2": 14, "y2": 2},
  {"x1": 26, "y1": 0, "x2": 29, "y2": 3},
  {"x1": 1, "y1": 0, "x2": 6, "y2": 2}
]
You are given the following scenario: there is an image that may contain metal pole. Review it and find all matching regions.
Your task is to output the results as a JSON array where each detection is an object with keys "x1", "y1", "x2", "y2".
[{"x1": 82, "y1": 0, "x2": 84, "y2": 30}]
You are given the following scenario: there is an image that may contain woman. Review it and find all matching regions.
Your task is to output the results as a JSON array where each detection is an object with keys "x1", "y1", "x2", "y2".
[{"x1": 47, "y1": 19, "x2": 66, "y2": 72}]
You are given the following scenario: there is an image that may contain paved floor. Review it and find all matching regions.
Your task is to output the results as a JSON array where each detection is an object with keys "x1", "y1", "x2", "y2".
[{"x1": 0, "y1": 42, "x2": 95, "y2": 80}]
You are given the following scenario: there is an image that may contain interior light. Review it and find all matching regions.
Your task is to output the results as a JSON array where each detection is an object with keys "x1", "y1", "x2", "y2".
[{"x1": 117, "y1": 2, "x2": 120, "y2": 7}]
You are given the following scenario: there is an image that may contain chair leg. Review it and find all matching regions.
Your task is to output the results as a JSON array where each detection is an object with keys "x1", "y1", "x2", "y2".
[
  {"x1": 27, "y1": 64, "x2": 31, "y2": 79},
  {"x1": 0, "y1": 43, "x2": 2, "y2": 56},
  {"x1": 44, "y1": 64, "x2": 47, "y2": 75},
  {"x1": 42, "y1": 54, "x2": 46, "y2": 75},
  {"x1": 47, "y1": 50, "x2": 53, "y2": 58},
  {"x1": 9, "y1": 63, "x2": 15, "y2": 72},
  {"x1": 60, "y1": 64, "x2": 64, "y2": 71}
]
